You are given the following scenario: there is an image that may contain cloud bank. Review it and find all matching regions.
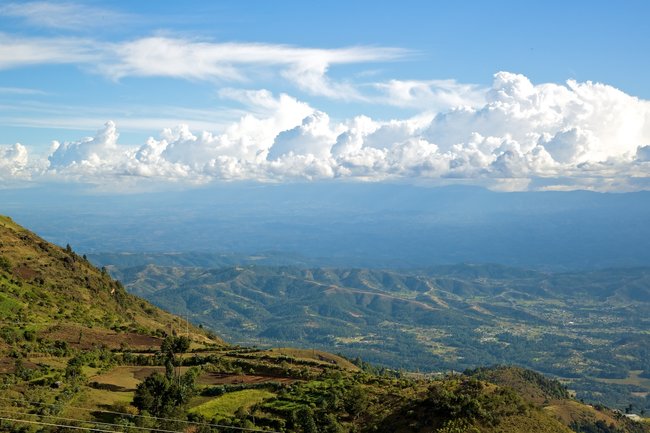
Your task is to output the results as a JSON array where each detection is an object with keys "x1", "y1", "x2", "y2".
[{"x1": 6, "y1": 72, "x2": 650, "y2": 191}]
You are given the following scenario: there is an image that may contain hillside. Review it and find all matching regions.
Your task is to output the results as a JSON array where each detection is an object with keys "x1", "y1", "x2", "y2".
[
  {"x1": 102, "y1": 261, "x2": 650, "y2": 412},
  {"x1": 0, "y1": 215, "x2": 222, "y2": 350},
  {"x1": 0, "y1": 216, "x2": 648, "y2": 433}
]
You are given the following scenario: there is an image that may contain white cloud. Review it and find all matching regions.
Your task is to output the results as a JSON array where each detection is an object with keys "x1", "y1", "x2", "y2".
[
  {"x1": 0, "y1": 1, "x2": 130, "y2": 30},
  {"x1": 0, "y1": 98, "x2": 247, "y2": 134},
  {"x1": 4, "y1": 72, "x2": 650, "y2": 192},
  {"x1": 48, "y1": 120, "x2": 123, "y2": 171},
  {"x1": 0, "y1": 33, "x2": 98, "y2": 69},
  {"x1": 0, "y1": 86, "x2": 46, "y2": 95},
  {"x1": 267, "y1": 111, "x2": 340, "y2": 160},
  {"x1": 101, "y1": 37, "x2": 406, "y2": 100},
  {"x1": 637, "y1": 145, "x2": 650, "y2": 162},
  {"x1": 373, "y1": 79, "x2": 486, "y2": 110},
  {"x1": 0, "y1": 32, "x2": 407, "y2": 100},
  {"x1": 0, "y1": 143, "x2": 29, "y2": 179}
]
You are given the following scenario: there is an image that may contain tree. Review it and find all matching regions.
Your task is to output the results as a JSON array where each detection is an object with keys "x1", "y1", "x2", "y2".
[
  {"x1": 295, "y1": 407, "x2": 318, "y2": 433},
  {"x1": 133, "y1": 368, "x2": 198, "y2": 418},
  {"x1": 160, "y1": 335, "x2": 191, "y2": 379},
  {"x1": 134, "y1": 372, "x2": 174, "y2": 417},
  {"x1": 133, "y1": 336, "x2": 197, "y2": 418},
  {"x1": 344, "y1": 385, "x2": 369, "y2": 419},
  {"x1": 65, "y1": 357, "x2": 85, "y2": 383},
  {"x1": 161, "y1": 335, "x2": 191, "y2": 355}
]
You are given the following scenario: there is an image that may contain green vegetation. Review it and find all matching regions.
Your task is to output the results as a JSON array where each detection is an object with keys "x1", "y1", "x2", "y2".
[
  {"x1": 133, "y1": 368, "x2": 199, "y2": 417},
  {"x1": 0, "y1": 216, "x2": 649, "y2": 433},
  {"x1": 133, "y1": 335, "x2": 199, "y2": 417},
  {"x1": 466, "y1": 365, "x2": 570, "y2": 403},
  {"x1": 190, "y1": 389, "x2": 275, "y2": 418},
  {"x1": 110, "y1": 261, "x2": 650, "y2": 411}
]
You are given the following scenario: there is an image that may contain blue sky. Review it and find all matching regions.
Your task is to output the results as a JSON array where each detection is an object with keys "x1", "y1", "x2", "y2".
[{"x1": 1, "y1": 0, "x2": 649, "y2": 192}]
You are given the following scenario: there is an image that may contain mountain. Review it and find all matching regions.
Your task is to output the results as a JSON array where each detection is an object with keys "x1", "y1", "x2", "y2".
[
  {"x1": 104, "y1": 261, "x2": 650, "y2": 412},
  {"x1": 1, "y1": 215, "x2": 648, "y2": 433}
]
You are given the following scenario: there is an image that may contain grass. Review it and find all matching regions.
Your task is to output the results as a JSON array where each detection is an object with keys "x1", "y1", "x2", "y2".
[
  {"x1": 89, "y1": 366, "x2": 147, "y2": 390},
  {"x1": 0, "y1": 214, "x2": 222, "y2": 347},
  {"x1": 28, "y1": 356, "x2": 69, "y2": 369},
  {"x1": 544, "y1": 400, "x2": 617, "y2": 426},
  {"x1": 189, "y1": 389, "x2": 275, "y2": 418},
  {"x1": 71, "y1": 388, "x2": 135, "y2": 412},
  {"x1": 0, "y1": 291, "x2": 23, "y2": 314}
]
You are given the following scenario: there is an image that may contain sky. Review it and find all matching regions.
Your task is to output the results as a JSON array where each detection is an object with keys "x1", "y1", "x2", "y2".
[{"x1": 1, "y1": 0, "x2": 650, "y2": 192}]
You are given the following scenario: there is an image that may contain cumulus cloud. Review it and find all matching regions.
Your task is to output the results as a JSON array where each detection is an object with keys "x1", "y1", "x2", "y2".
[
  {"x1": 7, "y1": 72, "x2": 650, "y2": 192},
  {"x1": 267, "y1": 112, "x2": 341, "y2": 160},
  {"x1": 48, "y1": 120, "x2": 124, "y2": 173},
  {"x1": 0, "y1": 143, "x2": 29, "y2": 179},
  {"x1": 637, "y1": 145, "x2": 650, "y2": 162}
]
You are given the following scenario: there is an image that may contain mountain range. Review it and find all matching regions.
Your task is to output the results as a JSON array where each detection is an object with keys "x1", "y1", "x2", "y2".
[
  {"x1": 98, "y1": 258, "x2": 650, "y2": 412},
  {"x1": 2, "y1": 215, "x2": 649, "y2": 432}
]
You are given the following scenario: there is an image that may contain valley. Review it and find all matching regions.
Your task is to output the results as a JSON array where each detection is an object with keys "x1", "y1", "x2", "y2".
[{"x1": 95, "y1": 258, "x2": 650, "y2": 413}]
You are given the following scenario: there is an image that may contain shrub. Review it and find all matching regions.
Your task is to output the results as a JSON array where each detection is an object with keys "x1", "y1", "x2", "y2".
[{"x1": 0, "y1": 255, "x2": 12, "y2": 273}]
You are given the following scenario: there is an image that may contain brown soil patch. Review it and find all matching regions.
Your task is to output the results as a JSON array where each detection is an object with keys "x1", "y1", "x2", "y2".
[
  {"x1": 41, "y1": 324, "x2": 162, "y2": 350},
  {"x1": 121, "y1": 367, "x2": 295, "y2": 385},
  {"x1": 131, "y1": 366, "x2": 166, "y2": 381},
  {"x1": 13, "y1": 265, "x2": 38, "y2": 280},
  {"x1": 90, "y1": 366, "x2": 176, "y2": 391},
  {"x1": 198, "y1": 372, "x2": 296, "y2": 385},
  {"x1": 0, "y1": 357, "x2": 38, "y2": 374}
]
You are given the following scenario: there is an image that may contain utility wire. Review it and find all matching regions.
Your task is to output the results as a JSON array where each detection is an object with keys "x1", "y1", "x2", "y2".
[
  {"x1": 0, "y1": 408, "x2": 179, "y2": 433},
  {"x1": 0, "y1": 396, "x2": 281, "y2": 433},
  {"x1": 0, "y1": 416, "x2": 127, "y2": 433}
]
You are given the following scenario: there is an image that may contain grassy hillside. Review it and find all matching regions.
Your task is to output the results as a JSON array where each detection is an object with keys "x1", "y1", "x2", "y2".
[{"x1": 0, "y1": 215, "x2": 223, "y2": 350}]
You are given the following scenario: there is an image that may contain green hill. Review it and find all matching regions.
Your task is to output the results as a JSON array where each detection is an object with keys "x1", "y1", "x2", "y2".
[{"x1": 0, "y1": 215, "x2": 222, "y2": 349}]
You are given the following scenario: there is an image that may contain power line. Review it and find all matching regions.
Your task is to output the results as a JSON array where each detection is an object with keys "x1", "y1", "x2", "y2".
[
  {"x1": 0, "y1": 416, "x2": 126, "y2": 433},
  {"x1": 0, "y1": 408, "x2": 178, "y2": 433},
  {"x1": 0, "y1": 396, "x2": 281, "y2": 433}
]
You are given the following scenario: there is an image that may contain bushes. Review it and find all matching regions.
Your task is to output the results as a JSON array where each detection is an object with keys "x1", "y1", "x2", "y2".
[
  {"x1": 0, "y1": 255, "x2": 11, "y2": 273},
  {"x1": 426, "y1": 378, "x2": 528, "y2": 427},
  {"x1": 0, "y1": 326, "x2": 21, "y2": 344}
]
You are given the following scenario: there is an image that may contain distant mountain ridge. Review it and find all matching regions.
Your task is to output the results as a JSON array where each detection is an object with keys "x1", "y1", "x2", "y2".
[
  {"x1": 105, "y1": 259, "x2": 650, "y2": 412},
  {"x1": 5, "y1": 184, "x2": 650, "y2": 269}
]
